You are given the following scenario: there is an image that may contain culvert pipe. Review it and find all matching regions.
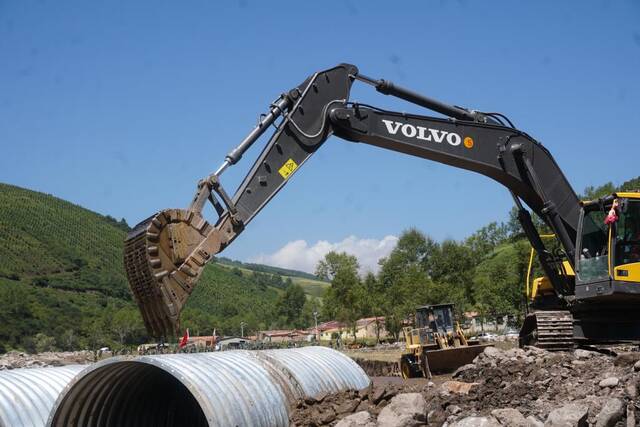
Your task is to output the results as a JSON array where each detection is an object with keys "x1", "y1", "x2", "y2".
[
  {"x1": 48, "y1": 346, "x2": 370, "y2": 427},
  {"x1": 0, "y1": 365, "x2": 83, "y2": 427}
]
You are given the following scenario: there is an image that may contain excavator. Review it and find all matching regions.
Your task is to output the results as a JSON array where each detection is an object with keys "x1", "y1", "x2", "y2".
[{"x1": 124, "y1": 63, "x2": 640, "y2": 351}]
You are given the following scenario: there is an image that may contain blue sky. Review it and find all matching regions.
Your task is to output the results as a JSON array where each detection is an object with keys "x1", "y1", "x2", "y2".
[{"x1": 1, "y1": 1, "x2": 639, "y2": 272}]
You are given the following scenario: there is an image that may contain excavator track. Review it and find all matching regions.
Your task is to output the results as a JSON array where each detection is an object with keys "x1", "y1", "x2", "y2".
[
  {"x1": 519, "y1": 311, "x2": 575, "y2": 351},
  {"x1": 124, "y1": 209, "x2": 214, "y2": 338}
]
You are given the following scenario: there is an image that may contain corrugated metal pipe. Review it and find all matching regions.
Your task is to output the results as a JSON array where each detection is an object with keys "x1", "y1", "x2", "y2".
[
  {"x1": 0, "y1": 365, "x2": 84, "y2": 427},
  {"x1": 48, "y1": 346, "x2": 370, "y2": 427}
]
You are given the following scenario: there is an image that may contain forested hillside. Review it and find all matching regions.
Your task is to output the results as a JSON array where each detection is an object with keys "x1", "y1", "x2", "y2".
[
  {"x1": 1, "y1": 176, "x2": 637, "y2": 351},
  {"x1": 0, "y1": 183, "x2": 312, "y2": 352}
]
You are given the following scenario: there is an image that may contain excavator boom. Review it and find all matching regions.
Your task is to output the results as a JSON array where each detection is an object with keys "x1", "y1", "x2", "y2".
[{"x1": 125, "y1": 63, "x2": 586, "y2": 339}]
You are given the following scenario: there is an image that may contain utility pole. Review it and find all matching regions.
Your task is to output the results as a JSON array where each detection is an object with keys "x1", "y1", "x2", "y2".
[
  {"x1": 240, "y1": 321, "x2": 246, "y2": 338},
  {"x1": 313, "y1": 311, "x2": 319, "y2": 342}
]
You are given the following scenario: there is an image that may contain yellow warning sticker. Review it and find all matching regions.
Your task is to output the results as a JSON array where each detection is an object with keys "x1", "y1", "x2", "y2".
[{"x1": 278, "y1": 158, "x2": 299, "y2": 179}]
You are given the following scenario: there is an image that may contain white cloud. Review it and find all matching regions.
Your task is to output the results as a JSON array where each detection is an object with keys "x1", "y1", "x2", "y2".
[{"x1": 248, "y1": 235, "x2": 399, "y2": 275}]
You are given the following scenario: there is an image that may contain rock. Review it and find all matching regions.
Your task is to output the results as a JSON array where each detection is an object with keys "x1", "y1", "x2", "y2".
[
  {"x1": 526, "y1": 416, "x2": 544, "y2": 427},
  {"x1": 626, "y1": 404, "x2": 635, "y2": 427},
  {"x1": 595, "y1": 398, "x2": 624, "y2": 427},
  {"x1": 491, "y1": 408, "x2": 527, "y2": 427},
  {"x1": 335, "y1": 399, "x2": 360, "y2": 415},
  {"x1": 317, "y1": 408, "x2": 336, "y2": 424},
  {"x1": 305, "y1": 392, "x2": 327, "y2": 404},
  {"x1": 625, "y1": 383, "x2": 637, "y2": 398},
  {"x1": 545, "y1": 403, "x2": 588, "y2": 427},
  {"x1": 335, "y1": 411, "x2": 377, "y2": 427},
  {"x1": 371, "y1": 387, "x2": 387, "y2": 404},
  {"x1": 358, "y1": 385, "x2": 371, "y2": 400},
  {"x1": 598, "y1": 377, "x2": 619, "y2": 388},
  {"x1": 377, "y1": 393, "x2": 427, "y2": 427},
  {"x1": 440, "y1": 380, "x2": 479, "y2": 395},
  {"x1": 451, "y1": 416, "x2": 501, "y2": 427},
  {"x1": 484, "y1": 346, "x2": 503, "y2": 358},
  {"x1": 574, "y1": 349, "x2": 595, "y2": 360},
  {"x1": 613, "y1": 352, "x2": 640, "y2": 367},
  {"x1": 453, "y1": 363, "x2": 476, "y2": 378},
  {"x1": 447, "y1": 405, "x2": 462, "y2": 415},
  {"x1": 634, "y1": 360, "x2": 640, "y2": 372}
]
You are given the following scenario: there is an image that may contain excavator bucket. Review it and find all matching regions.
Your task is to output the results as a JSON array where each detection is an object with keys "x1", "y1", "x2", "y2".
[
  {"x1": 124, "y1": 208, "x2": 217, "y2": 338},
  {"x1": 423, "y1": 342, "x2": 491, "y2": 374}
]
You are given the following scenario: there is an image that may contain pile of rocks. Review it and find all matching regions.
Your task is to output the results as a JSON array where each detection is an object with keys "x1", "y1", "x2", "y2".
[
  {"x1": 290, "y1": 346, "x2": 640, "y2": 426},
  {"x1": 290, "y1": 385, "x2": 430, "y2": 427},
  {"x1": 0, "y1": 350, "x2": 94, "y2": 370}
]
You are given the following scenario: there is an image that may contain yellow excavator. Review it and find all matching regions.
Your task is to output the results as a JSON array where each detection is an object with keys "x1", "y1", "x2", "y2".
[{"x1": 124, "y1": 64, "x2": 640, "y2": 352}]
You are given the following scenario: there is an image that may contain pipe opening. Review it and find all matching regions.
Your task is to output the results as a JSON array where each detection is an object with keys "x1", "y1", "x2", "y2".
[{"x1": 50, "y1": 362, "x2": 207, "y2": 427}]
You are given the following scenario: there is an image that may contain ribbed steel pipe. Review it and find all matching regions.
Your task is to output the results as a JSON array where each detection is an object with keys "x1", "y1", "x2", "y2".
[
  {"x1": 49, "y1": 346, "x2": 369, "y2": 427},
  {"x1": 0, "y1": 365, "x2": 83, "y2": 427}
]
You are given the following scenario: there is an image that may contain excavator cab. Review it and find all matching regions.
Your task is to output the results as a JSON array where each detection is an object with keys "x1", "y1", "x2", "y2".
[
  {"x1": 576, "y1": 193, "x2": 640, "y2": 298},
  {"x1": 521, "y1": 192, "x2": 640, "y2": 349}
]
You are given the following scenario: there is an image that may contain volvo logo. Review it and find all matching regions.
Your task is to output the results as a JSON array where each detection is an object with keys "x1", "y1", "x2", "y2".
[{"x1": 381, "y1": 119, "x2": 464, "y2": 147}]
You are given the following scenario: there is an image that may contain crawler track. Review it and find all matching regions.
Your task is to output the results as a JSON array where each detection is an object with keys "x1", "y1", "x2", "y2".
[{"x1": 520, "y1": 310, "x2": 575, "y2": 351}]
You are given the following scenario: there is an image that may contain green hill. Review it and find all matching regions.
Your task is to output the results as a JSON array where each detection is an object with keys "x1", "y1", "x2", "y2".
[
  {"x1": 215, "y1": 259, "x2": 330, "y2": 298},
  {"x1": 0, "y1": 183, "x2": 292, "y2": 352},
  {"x1": 0, "y1": 183, "x2": 129, "y2": 297}
]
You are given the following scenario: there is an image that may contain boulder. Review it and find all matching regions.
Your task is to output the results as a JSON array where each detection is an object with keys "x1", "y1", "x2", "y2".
[
  {"x1": 595, "y1": 398, "x2": 624, "y2": 427},
  {"x1": 545, "y1": 403, "x2": 588, "y2": 427},
  {"x1": 491, "y1": 408, "x2": 527, "y2": 427},
  {"x1": 598, "y1": 377, "x2": 619, "y2": 388},
  {"x1": 335, "y1": 411, "x2": 377, "y2": 427},
  {"x1": 377, "y1": 393, "x2": 427, "y2": 427},
  {"x1": 634, "y1": 360, "x2": 640, "y2": 372},
  {"x1": 451, "y1": 416, "x2": 501, "y2": 427}
]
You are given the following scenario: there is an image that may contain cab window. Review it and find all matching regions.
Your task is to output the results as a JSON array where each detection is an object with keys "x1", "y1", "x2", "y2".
[
  {"x1": 615, "y1": 200, "x2": 640, "y2": 266},
  {"x1": 577, "y1": 208, "x2": 609, "y2": 282}
]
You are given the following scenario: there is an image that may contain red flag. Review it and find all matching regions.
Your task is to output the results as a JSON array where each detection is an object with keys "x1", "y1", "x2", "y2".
[{"x1": 178, "y1": 328, "x2": 189, "y2": 348}]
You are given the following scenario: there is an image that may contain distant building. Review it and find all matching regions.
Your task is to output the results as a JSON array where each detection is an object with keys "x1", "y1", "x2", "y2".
[
  {"x1": 318, "y1": 317, "x2": 388, "y2": 341},
  {"x1": 258, "y1": 329, "x2": 311, "y2": 343}
]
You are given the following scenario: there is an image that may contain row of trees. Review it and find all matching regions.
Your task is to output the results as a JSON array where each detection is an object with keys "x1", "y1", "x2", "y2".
[
  {"x1": 315, "y1": 177, "x2": 640, "y2": 340},
  {"x1": 316, "y1": 221, "x2": 528, "y2": 339}
]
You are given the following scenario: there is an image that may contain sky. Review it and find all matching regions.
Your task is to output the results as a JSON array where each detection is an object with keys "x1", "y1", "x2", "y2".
[{"x1": 1, "y1": 1, "x2": 639, "y2": 274}]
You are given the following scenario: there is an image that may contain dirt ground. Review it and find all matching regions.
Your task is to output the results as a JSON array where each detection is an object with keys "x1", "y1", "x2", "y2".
[{"x1": 291, "y1": 345, "x2": 640, "y2": 426}]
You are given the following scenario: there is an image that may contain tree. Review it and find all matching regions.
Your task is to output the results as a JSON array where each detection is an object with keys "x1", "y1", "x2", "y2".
[
  {"x1": 473, "y1": 241, "x2": 529, "y2": 323},
  {"x1": 112, "y1": 306, "x2": 144, "y2": 345},
  {"x1": 316, "y1": 252, "x2": 359, "y2": 281},
  {"x1": 582, "y1": 182, "x2": 616, "y2": 200},
  {"x1": 378, "y1": 228, "x2": 436, "y2": 286},
  {"x1": 318, "y1": 252, "x2": 363, "y2": 340},
  {"x1": 465, "y1": 222, "x2": 509, "y2": 259},
  {"x1": 429, "y1": 239, "x2": 476, "y2": 312},
  {"x1": 276, "y1": 283, "x2": 307, "y2": 328}
]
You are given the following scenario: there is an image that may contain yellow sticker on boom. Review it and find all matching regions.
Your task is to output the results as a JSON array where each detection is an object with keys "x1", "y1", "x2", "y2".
[{"x1": 278, "y1": 158, "x2": 298, "y2": 179}]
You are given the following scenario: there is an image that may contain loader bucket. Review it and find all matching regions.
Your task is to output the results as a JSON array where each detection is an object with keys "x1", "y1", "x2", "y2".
[{"x1": 424, "y1": 343, "x2": 491, "y2": 374}]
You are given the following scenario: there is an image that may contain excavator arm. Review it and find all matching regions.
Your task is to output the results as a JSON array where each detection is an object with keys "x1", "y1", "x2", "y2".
[{"x1": 124, "y1": 63, "x2": 581, "y2": 338}]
